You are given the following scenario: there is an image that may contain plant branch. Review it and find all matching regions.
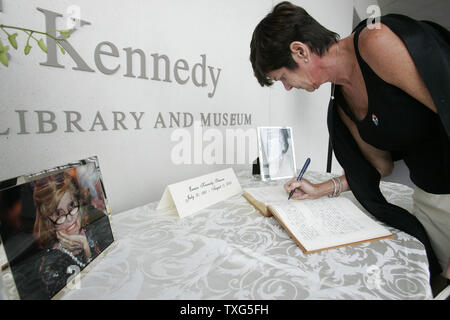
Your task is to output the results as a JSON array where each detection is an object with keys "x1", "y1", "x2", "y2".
[
  {"x1": 0, "y1": 24, "x2": 71, "y2": 65},
  {"x1": 0, "y1": 24, "x2": 70, "y2": 41}
]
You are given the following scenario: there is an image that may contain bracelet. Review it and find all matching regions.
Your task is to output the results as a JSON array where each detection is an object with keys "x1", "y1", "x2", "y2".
[
  {"x1": 328, "y1": 177, "x2": 337, "y2": 198},
  {"x1": 337, "y1": 176, "x2": 342, "y2": 197},
  {"x1": 328, "y1": 177, "x2": 342, "y2": 198},
  {"x1": 334, "y1": 177, "x2": 340, "y2": 197}
]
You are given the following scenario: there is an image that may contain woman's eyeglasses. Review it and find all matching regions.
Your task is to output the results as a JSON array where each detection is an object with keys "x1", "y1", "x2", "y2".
[{"x1": 48, "y1": 201, "x2": 80, "y2": 225}]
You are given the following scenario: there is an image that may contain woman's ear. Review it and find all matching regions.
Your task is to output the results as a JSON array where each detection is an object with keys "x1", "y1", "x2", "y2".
[{"x1": 290, "y1": 41, "x2": 310, "y2": 63}]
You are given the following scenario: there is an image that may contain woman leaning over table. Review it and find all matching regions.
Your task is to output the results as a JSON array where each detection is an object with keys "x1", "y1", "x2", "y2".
[{"x1": 249, "y1": 2, "x2": 450, "y2": 294}]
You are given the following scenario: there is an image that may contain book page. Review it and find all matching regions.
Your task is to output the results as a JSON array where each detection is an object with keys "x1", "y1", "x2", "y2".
[
  {"x1": 244, "y1": 186, "x2": 288, "y2": 204},
  {"x1": 270, "y1": 197, "x2": 392, "y2": 252}
]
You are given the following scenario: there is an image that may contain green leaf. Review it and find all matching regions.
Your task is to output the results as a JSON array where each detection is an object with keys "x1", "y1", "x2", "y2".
[
  {"x1": 0, "y1": 52, "x2": 9, "y2": 67},
  {"x1": 37, "y1": 38, "x2": 48, "y2": 53},
  {"x1": 58, "y1": 29, "x2": 71, "y2": 35},
  {"x1": 59, "y1": 44, "x2": 66, "y2": 55},
  {"x1": 8, "y1": 33, "x2": 18, "y2": 50},
  {"x1": 24, "y1": 44, "x2": 32, "y2": 55},
  {"x1": 0, "y1": 39, "x2": 4, "y2": 52}
]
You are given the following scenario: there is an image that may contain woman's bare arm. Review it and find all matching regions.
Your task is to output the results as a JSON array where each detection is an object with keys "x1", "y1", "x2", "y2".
[{"x1": 358, "y1": 23, "x2": 437, "y2": 114}]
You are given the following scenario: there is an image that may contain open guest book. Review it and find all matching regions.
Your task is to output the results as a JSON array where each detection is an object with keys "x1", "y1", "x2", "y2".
[{"x1": 242, "y1": 186, "x2": 394, "y2": 253}]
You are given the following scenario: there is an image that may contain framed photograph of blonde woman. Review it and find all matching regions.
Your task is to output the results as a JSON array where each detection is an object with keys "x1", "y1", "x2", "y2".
[{"x1": 0, "y1": 156, "x2": 114, "y2": 300}]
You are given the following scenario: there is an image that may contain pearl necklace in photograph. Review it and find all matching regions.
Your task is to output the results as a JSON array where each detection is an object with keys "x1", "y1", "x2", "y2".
[{"x1": 58, "y1": 246, "x2": 91, "y2": 268}]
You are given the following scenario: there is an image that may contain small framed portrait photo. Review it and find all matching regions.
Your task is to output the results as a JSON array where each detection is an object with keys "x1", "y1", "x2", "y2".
[
  {"x1": 0, "y1": 156, "x2": 114, "y2": 300},
  {"x1": 257, "y1": 127, "x2": 297, "y2": 181}
]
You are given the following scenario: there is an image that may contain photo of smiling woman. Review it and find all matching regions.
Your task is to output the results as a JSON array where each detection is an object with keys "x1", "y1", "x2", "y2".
[
  {"x1": 0, "y1": 161, "x2": 114, "y2": 300},
  {"x1": 32, "y1": 170, "x2": 114, "y2": 298}
]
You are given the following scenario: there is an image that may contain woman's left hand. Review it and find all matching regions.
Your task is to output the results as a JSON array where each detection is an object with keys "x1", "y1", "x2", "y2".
[{"x1": 57, "y1": 232, "x2": 92, "y2": 260}]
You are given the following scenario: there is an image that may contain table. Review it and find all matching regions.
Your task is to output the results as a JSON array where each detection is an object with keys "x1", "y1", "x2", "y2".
[{"x1": 60, "y1": 170, "x2": 433, "y2": 300}]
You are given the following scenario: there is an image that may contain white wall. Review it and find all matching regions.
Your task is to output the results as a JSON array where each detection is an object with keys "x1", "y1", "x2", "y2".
[
  {"x1": 0, "y1": 0, "x2": 353, "y2": 213},
  {"x1": 353, "y1": 0, "x2": 380, "y2": 21}
]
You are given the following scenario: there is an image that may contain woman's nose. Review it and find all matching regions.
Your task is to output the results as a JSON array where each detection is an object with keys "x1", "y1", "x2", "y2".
[{"x1": 65, "y1": 211, "x2": 76, "y2": 223}]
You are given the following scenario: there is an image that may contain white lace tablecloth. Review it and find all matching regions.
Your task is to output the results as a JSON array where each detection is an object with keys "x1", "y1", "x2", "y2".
[{"x1": 60, "y1": 170, "x2": 433, "y2": 300}]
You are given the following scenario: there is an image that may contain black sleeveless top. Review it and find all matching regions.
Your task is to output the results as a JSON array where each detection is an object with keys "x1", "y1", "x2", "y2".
[
  {"x1": 335, "y1": 24, "x2": 450, "y2": 194},
  {"x1": 328, "y1": 14, "x2": 449, "y2": 278}
]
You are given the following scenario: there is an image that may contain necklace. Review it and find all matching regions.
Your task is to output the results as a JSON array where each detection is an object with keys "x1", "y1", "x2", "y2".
[
  {"x1": 330, "y1": 42, "x2": 339, "y2": 100},
  {"x1": 58, "y1": 245, "x2": 91, "y2": 268}
]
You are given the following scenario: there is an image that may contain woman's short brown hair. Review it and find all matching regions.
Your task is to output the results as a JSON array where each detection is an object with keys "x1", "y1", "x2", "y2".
[
  {"x1": 250, "y1": 1, "x2": 339, "y2": 87},
  {"x1": 33, "y1": 171, "x2": 89, "y2": 249}
]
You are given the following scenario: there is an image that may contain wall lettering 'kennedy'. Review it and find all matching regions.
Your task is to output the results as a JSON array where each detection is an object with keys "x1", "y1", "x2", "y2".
[{"x1": 36, "y1": 7, "x2": 222, "y2": 98}]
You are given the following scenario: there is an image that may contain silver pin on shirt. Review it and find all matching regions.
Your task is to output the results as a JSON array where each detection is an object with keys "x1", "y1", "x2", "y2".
[{"x1": 372, "y1": 114, "x2": 379, "y2": 126}]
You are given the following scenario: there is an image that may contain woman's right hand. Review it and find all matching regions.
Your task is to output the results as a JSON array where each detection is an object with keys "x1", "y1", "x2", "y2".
[
  {"x1": 57, "y1": 231, "x2": 92, "y2": 259},
  {"x1": 284, "y1": 177, "x2": 324, "y2": 200}
]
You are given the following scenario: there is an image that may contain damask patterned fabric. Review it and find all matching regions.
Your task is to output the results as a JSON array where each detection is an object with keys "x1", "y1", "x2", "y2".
[{"x1": 58, "y1": 171, "x2": 432, "y2": 300}]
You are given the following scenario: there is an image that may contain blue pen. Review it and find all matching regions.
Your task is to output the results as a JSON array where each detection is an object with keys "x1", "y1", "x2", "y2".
[{"x1": 288, "y1": 157, "x2": 311, "y2": 200}]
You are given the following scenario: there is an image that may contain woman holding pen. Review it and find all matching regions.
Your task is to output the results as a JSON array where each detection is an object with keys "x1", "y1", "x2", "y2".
[{"x1": 249, "y1": 2, "x2": 450, "y2": 294}]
